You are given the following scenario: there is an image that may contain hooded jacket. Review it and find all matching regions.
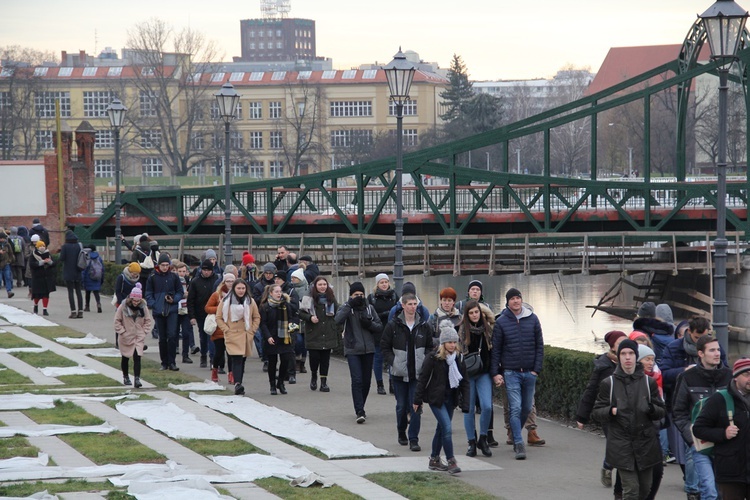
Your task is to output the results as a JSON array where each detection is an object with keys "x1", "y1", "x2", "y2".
[
  {"x1": 115, "y1": 299, "x2": 153, "y2": 358},
  {"x1": 82, "y1": 250, "x2": 104, "y2": 291},
  {"x1": 661, "y1": 336, "x2": 729, "y2": 391},
  {"x1": 414, "y1": 350, "x2": 470, "y2": 411},
  {"x1": 336, "y1": 299, "x2": 384, "y2": 356},
  {"x1": 576, "y1": 352, "x2": 618, "y2": 424},
  {"x1": 186, "y1": 270, "x2": 218, "y2": 321},
  {"x1": 381, "y1": 309, "x2": 433, "y2": 382},
  {"x1": 490, "y1": 305, "x2": 544, "y2": 375},
  {"x1": 672, "y1": 361, "x2": 732, "y2": 446},
  {"x1": 145, "y1": 267, "x2": 183, "y2": 317},
  {"x1": 114, "y1": 267, "x2": 140, "y2": 306},
  {"x1": 58, "y1": 232, "x2": 82, "y2": 282}
]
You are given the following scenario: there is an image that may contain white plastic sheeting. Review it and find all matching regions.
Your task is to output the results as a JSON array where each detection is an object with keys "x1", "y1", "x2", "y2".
[
  {"x1": 54, "y1": 333, "x2": 106, "y2": 345},
  {"x1": 0, "y1": 453, "x2": 48, "y2": 469},
  {"x1": 85, "y1": 348, "x2": 124, "y2": 358},
  {"x1": 39, "y1": 366, "x2": 98, "y2": 377},
  {"x1": 213, "y1": 454, "x2": 331, "y2": 486},
  {"x1": 191, "y1": 394, "x2": 389, "y2": 458},
  {"x1": 0, "y1": 347, "x2": 47, "y2": 353},
  {"x1": 0, "y1": 461, "x2": 176, "y2": 482},
  {"x1": 127, "y1": 478, "x2": 234, "y2": 500},
  {"x1": 0, "y1": 393, "x2": 133, "y2": 410},
  {"x1": 0, "y1": 423, "x2": 116, "y2": 437},
  {"x1": 168, "y1": 381, "x2": 226, "y2": 391},
  {"x1": 0, "y1": 304, "x2": 56, "y2": 326},
  {"x1": 116, "y1": 400, "x2": 235, "y2": 441}
]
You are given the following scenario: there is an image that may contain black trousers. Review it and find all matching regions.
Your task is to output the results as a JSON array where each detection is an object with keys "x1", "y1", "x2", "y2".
[
  {"x1": 308, "y1": 349, "x2": 331, "y2": 377},
  {"x1": 267, "y1": 352, "x2": 294, "y2": 384}
]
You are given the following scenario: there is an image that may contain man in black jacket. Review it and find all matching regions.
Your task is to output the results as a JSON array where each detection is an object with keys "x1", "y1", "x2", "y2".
[
  {"x1": 693, "y1": 358, "x2": 750, "y2": 499},
  {"x1": 186, "y1": 259, "x2": 217, "y2": 368},
  {"x1": 673, "y1": 334, "x2": 731, "y2": 500}
]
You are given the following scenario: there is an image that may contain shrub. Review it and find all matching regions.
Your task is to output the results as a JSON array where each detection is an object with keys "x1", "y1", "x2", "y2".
[{"x1": 533, "y1": 345, "x2": 597, "y2": 421}]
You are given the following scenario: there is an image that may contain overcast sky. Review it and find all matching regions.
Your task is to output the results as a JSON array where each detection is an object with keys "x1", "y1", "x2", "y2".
[{"x1": 0, "y1": 0, "x2": 734, "y2": 80}]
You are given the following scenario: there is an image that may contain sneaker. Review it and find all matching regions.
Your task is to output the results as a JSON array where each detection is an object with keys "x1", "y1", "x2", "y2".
[
  {"x1": 686, "y1": 493, "x2": 700, "y2": 500},
  {"x1": 514, "y1": 442, "x2": 527, "y2": 460},
  {"x1": 665, "y1": 453, "x2": 676, "y2": 464},
  {"x1": 356, "y1": 412, "x2": 366, "y2": 424},
  {"x1": 398, "y1": 431, "x2": 408, "y2": 446},
  {"x1": 168, "y1": 364, "x2": 180, "y2": 371},
  {"x1": 601, "y1": 467, "x2": 612, "y2": 488},
  {"x1": 7, "y1": 291, "x2": 14, "y2": 299},
  {"x1": 428, "y1": 456, "x2": 449, "y2": 471},
  {"x1": 182, "y1": 356, "x2": 193, "y2": 364},
  {"x1": 134, "y1": 377, "x2": 142, "y2": 388},
  {"x1": 234, "y1": 383, "x2": 245, "y2": 396},
  {"x1": 123, "y1": 376, "x2": 132, "y2": 386},
  {"x1": 409, "y1": 440, "x2": 421, "y2": 452},
  {"x1": 446, "y1": 457, "x2": 461, "y2": 475},
  {"x1": 191, "y1": 346, "x2": 200, "y2": 355}
]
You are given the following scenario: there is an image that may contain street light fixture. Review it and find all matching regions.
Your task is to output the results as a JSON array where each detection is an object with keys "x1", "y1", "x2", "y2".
[
  {"x1": 383, "y1": 48, "x2": 416, "y2": 296},
  {"x1": 214, "y1": 82, "x2": 241, "y2": 267},
  {"x1": 699, "y1": 0, "x2": 748, "y2": 353},
  {"x1": 106, "y1": 98, "x2": 127, "y2": 264}
]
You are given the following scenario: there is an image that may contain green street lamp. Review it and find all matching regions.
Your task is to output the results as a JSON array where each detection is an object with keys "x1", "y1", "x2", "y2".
[
  {"x1": 106, "y1": 98, "x2": 127, "y2": 265},
  {"x1": 214, "y1": 82, "x2": 241, "y2": 267}
]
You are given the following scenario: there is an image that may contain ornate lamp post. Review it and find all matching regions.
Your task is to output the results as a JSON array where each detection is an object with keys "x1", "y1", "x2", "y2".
[
  {"x1": 383, "y1": 48, "x2": 415, "y2": 295},
  {"x1": 699, "y1": 0, "x2": 748, "y2": 353},
  {"x1": 106, "y1": 98, "x2": 127, "y2": 264},
  {"x1": 214, "y1": 82, "x2": 241, "y2": 267}
]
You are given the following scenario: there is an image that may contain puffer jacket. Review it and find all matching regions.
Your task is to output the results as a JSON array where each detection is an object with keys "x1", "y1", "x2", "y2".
[
  {"x1": 414, "y1": 351, "x2": 470, "y2": 411},
  {"x1": 368, "y1": 288, "x2": 399, "y2": 326},
  {"x1": 672, "y1": 362, "x2": 732, "y2": 446},
  {"x1": 82, "y1": 251, "x2": 104, "y2": 291},
  {"x1": 145, "y1": 268, "x2": 183, "y2": 317},
  {"x1": 0, "y1": 240, "x2": 15, "y2": 268},
  {"x1": 335, "y1": 300, "x2": 383, "y2": 356},
  {"x1": 381, "y1": 310, "x2": 433, "y2": 382},
  {"x1": 300, "y1": 299, "x2": 340, "y2": 350},
  {"x1": 576, "y1": 352, "x2": 617, "y2": 424},
  {"x1": 490, "y1": 305, "x2": 544, "y2": 375},
  {"x1": 592, "y1": 364, "x2": 666, "y2": 472}
]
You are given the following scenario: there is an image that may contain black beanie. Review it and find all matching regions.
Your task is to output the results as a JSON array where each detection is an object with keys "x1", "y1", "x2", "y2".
[
  {"x1": 402, "y1": 282, "x2": 416, "y2": 295},
  {"x1": 506, "y1": 287, "x2": 522, "y2": 303},
  {"x1": 468, "y1": 279, "x2": 483, "y2": 293},
  {"x1": 349, "y1": 281, "x2": 366, "y2": 296},
  {"x1": 617, "y1": 339, "x2": 639, "y2": 359}
]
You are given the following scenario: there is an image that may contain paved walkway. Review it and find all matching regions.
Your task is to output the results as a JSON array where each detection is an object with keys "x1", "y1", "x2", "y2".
[{"x1": 0, "y1": 290, "x2": 686, "y2": 499}]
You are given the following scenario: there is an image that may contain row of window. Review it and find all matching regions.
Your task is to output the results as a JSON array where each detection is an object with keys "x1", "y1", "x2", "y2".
[
  {"x1": 247, "y1": 29, "x2": 284, "y2": 38},
  {"x1": 329, "y1": 129, "x2": 419, "y2": 148},
  {"x1": 247, "y1": 42, "x2": 284, "y2": 50},
  {"x1": 190, "y1": 130, "x2": 283, "y2": 150},
  {"x1": 94, "y1": 158, "x2": 286, "y2": 179}
]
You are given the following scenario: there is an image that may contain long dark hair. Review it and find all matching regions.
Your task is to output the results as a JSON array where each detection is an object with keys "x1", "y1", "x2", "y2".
[
  {"x1": 460, "y1": 299, "x2": 492, "y2": 348},
  {"x1": 310, "y1": 276, "x2": 336, "y2": 304},
  {"x1": 229, "y1": 279, "x2": 249, "y2": 303}
]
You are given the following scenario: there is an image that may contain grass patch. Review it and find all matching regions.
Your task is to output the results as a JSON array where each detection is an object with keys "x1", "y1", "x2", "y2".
[
  {"x1": 96, "y1": 355, "x2": 202, "y2": 388},
  {"x1": 276, "y1": 436, "x2": 327, "y2": 459},
  {"x1": 25, "y1": 325, "x2": 113, "y2": 349},
  {"x1": 255, "y1": 477, "x2": 361, "y2": 499},
  {"x1": 0, "y1": 332, "x2": 38, "y2": 348},
  {"x1": 0, "y1": 364, "x2": 33, "y2": 385},
  {"x1": 365, "y1": 472, "x2": 499, "y2": 500},
  {"x1": 23, "y1": 400, "x2": 105, "y2": 426},
  {"x1": 177, "y1": 438, "x2": 265, "y2": 457},
  {"x1": 0, "y1": 479, "x2": 130, "y2": 498},
  {"x1": 57, "y1": 373, "x2": 122, "y2": 387},
  {"x1": 0, "y1": 436, "x2": 41, "y2": 459},
  {"x1": 59, "y1": 432, "x2": 166, "y2": 465},
  {"x1": 12, "y1": 350, "x2": 77, "y2": 368}
]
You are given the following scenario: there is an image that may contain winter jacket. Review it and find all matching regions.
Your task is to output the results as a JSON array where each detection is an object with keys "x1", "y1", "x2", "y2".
[
  {"x1": 387, "y1": 300, "x2": 430, "y2": 324},
  {"x1": 8, "y1": 233, "x2": 25, "y2": 267},
  {"x1": 131, "y1": 245, "x2": 155, "y2": 287},
  {"x1": 303, "y1": 262, "x2": 320, "y2": 284},
  {"x1": 633, "y1": 317, "x2": 674, "y2": 363},
  {"x1": 368, "y1": 288, "x2": 399, "y2": 329},
  {"x1": 490, "y1": 306, "x2": 544, "y2": 375},
  {"x1": 252, "y1": 276, "x2": 275, "y2": 305},
  {"x1": 300, "y1": 299, "x2": 340, "y2": 350},
  {"x1": 186, "y1": 272, "x2": 218, "y2": 321},
  {"x1": 661, "y1": 336, "x2": 728, "y2": 391},
  {"x1": 693, "y1": 380, "x2": 750, "y2": 484},
  {"x1": 260, "y1": 295, "x2": 296, "y2": 355},
  {"x1": 59, "y1": 239, "x2": 82, "y2": 282},
  {"x1": 205, "y1": 289, "x2": 230, "y2": 340},
  {"x1": 428, "y1": 306, "x2": 463, "y2": 338},
  {"x1": 414, "y1": 351, "x2": 470, "y2": 411},
  {"x1": 82, "y1": 251, "x2": 104, "y2": 291},
  {"x1": 114, "y1": 299, "x2": 153, "y2": 358},
  {"x1": 381, "y1": 310, "x2": 433, "y2": 382},
  {"x1": 145, "y1": 268, "x2": 183, "y2": 317},
  {"x1": 216, "y1": 295, "x2": 260, "y2": 357},
  {"x1": 457, "y1": 304, "x2": 494, "y2": 376},
  {"x1": 29, "y1": 224, "x2": 50, "y2": 246},
  {"x1": 114, "y1": 268, "x2": 140, "y2": 306},
  {"x1": 592, "y1": 364, "x2": 666, "y2": 472},
  {"x1": 576, "y1": 353, "x2": 617, "y2": 424},
  {"x1": 335, "y1": 300, "x2": 384, "y2": 356},
  {"x1": 29, "y1": 249, "x2": 56, "y2": 298},
  {"x1": 672, "y1": 362, "x2": 733, "y2": 446}
]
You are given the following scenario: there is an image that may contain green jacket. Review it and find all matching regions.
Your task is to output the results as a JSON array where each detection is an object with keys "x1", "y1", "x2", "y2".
[{"x1": 300, "y1": 300, "x2": 341, "y2": 350}]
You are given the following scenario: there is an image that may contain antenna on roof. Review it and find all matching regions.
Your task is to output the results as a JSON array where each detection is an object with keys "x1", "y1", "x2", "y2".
[
  {"x1": 94, "y1": 29, "x2": 98, "y2": 58},
  {"x1": 261, "y1": 0, "x2": 291, "y2": 19}
]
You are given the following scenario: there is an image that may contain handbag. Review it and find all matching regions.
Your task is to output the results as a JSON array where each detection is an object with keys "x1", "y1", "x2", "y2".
[
  {"x1": 204, "y1": 314, "x2": 217, "y2": 334},
  {"x1": 464, "y1": 336, "x2": 484, "y2": 377}
]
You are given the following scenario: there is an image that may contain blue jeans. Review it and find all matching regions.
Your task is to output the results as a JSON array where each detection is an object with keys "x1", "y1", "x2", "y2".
[
  {"x1": 683, "y1": 439, "x2": 699, "y2": 494},
  {"x1": 393, "y1": 376, "x2": 421, "y2": 442},
  {"x1": 154, "y1": 313, "x2": 179, "y2": 367},
  {"x1": 294, "y1": 332, "x2": 306, "y2": 358},
  {"x1": 178, "y1": 314, "x2": 194, "y2": 357},
  {"x1": 505, "y1": 370, "x2": 537, "y2": 445},
  {"x1": 430, "y1": 399, "x2": 455, "y2": 459},
  {"x1": 373, "y1": 343, "x2": 384, "y2": 383},
  {"x1": 690, "y1": 446, "x2": 717, "y2": 499},
  {"x1": 1, "y1": 264, "x2": 12, "y2": 293},
  {"x1": 347, "y1": 353, "x2": 373, "y2": 415},
  {"x1": 464, "y1": 372, "x2": 493, "y2": 440},
  {"x1": 254, "y1": 329, "x2": 265, "y2": 361}
]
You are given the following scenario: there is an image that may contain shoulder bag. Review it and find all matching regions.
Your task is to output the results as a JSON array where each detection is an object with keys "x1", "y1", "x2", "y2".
[{"x1": 464, "y1": 335, "x2": 484, "y2": 377}]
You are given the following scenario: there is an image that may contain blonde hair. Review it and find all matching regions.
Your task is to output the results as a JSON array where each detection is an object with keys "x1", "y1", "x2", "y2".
[{"x1": 435, "y1": 343, "x2": 461, "y2": 360}]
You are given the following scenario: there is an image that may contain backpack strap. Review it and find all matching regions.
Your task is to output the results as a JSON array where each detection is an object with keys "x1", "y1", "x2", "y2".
[
  {"x1": 608, "y1": 375, "x2": 614, "y2": 407},
  {"x1": 720, "y1": 389, "x2": 735, "y2": 424}
]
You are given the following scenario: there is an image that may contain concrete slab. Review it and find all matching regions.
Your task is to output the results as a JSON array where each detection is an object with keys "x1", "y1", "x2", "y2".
[{"x1": 0, "y1": 351, "x2": 63, "y2": 385}]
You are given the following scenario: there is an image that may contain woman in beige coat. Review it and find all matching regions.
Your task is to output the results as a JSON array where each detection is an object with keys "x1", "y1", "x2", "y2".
[
  {"x1": 216, "y1": 279, "x2": 260, "y2": 395},
  {"x1": 114, "y1": 282, "x2": 153, "y2": 388}
]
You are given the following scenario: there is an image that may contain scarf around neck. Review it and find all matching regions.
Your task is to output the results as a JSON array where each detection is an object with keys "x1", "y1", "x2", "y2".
[
  {"x1": 222, "y1": 293, "x2": 251, "y2": 331},
  {"x1": 318, "y1": 295, "x2": 335, "y2": 316},
  {"x1": 446, "y1": 352, "x2": 462, "y2": 388},
  {"x1": 268, "y1": 296, "x2": 290, "y2": 342}
]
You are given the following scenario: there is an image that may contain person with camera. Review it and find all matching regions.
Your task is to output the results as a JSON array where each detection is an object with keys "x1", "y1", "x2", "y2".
[
  {"x1": 336, "y1": 281, "x2": 383, "y2": 424},
  {"x1": 146, "y1": 254, "x2": 183, "y2": 371}
]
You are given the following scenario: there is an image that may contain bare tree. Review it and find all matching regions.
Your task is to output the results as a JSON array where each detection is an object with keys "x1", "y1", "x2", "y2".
[
  {"x1": 546, "y1": 66, "x2": 593, "y2": 176},
  {"x1": 275, "y1": 78, "x2": 326, "y2": 177},
  {"x1": 124, "y1": 18, "x2": 222, "y2": 176}
]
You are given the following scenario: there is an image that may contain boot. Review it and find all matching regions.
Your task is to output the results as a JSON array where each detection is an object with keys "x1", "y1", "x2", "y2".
[
  {"x1": 83, "y1": 305, "x2": 90, "y2": 312},
  {"x1": 33, "y1": 305, "x2": 38, "y2": 315},
  {"x1": 183, "y1": 356, "x2": 193, "y2": 364},
  {"x1": 276, "y1": 379, "x2": 287, "y2": 395},
  {"x1": 298, "y1": 359, "x2": 307, "y2": 374},
  {"x1": 211, "y1": 368, "x2": 219, "y2": 382},
  {"x1": 134, "y1": 377, "x2": 142, "y2": 389},
  {"x1": 527, "y1": 428, "x2": 546, "y2": 446},
  {"x1": 97, "y1": 303, "x2": 102, "y2": 313},
  {"x1": 428, "y1": 455, "x2": 449, "y2": 471},
  {"x1": 514, "y1": 442, "x2": 527, "y2": 460},
  {"x1": 42, "y1": 309, "x2": 48, "y2": 316},
  {"x1": 466, "y1": 439, "x2": 477, "y2": 457},
  {"x1": 377, "y1": 381, "x2": 386, "y2": 395},
  {"x1": 389, "y1": 379, "x2": 395, "y2": 394},
  {"x1": 398, "y1": 431, "x2": 408, "y2": 446},
  {"x1": 262, "y1": 361, "x2": 269, "y2": 372},
  {"x1": 270, "y1": 381, "x2": 278, "y2": 395},
  {"x1": 446, "y1": 457, "x2": 461, "y2": 475},
  {"x1": 200, "y1": 356, "x2": 207, "y2": 368},
  {"x1": 319, "y1": 376, "x2": 330, "y2": 392},
  {"x1": 506, "y1": 428, "x2": 514, "y2": 445},
  {"x1": 486, "y1": 429, "x2": 499, "y2": 447},
  {"x1": 310, "y1": 373, "x2": 318, "y2": 391},
  {"x1": 478, "y1": 435, "x2": 492, "y2": 457},
  {"x1": 76, "y1": 311, "x2": 83, "y2": 319},
  {"x1": 123, "y1": 376, "x2": 132, "y2": 386},
  {"x1": 288, "y1": 373, "x2": 296, "y2": 384}
]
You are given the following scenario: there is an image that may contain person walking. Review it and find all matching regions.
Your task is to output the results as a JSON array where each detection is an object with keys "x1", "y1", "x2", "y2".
[
  {"x1": 592, "y1": 339, "x2": 666, "y2": 500},
  {"x1": 693, "y1": 358, "x2": 750, "y2": 500},
  {"x1": 28, "y1": 218, "x2": 50, "y2": 246},
  {"x1": 114, "y1": 283, "x2": 152, "y2": 388},
  {"x1": 59, "y1": 230, "x2": 84, "y2": 318},
  {"x1": 336, "y1": 281, "x2": 384, "y2": 424},
  {"x1": 300, "y1": 276, "x2": 340, "y2": 393},
  {"x1": 205, "y1": 273, "x2": 236, "y2": 381},
  {"x1": 367, "y1": 273, "x2": 399, "y2": 395},
  {"x1": 187, "y1": 260, "x2": 219, "y2": 368},
  {"x1": 428, "y1": 287, "x2": 462, "y2": 338},
  {"x1": 0, "y1": 231, "x2": 15, "y2": 299},
  {"x1": 114, "y1": 262, "x2": 141, "y2": 308},
  {"x1": 290, "y1": 268, "x2": 309, "y2": 378},
  {"x1": 28, "y1": 240, "x2": 55, "y2": 315},
  {"x1": 173, "y1": 261, "x2": 198, "y2": 364},
  {"x1": 414, "y1": 321, "x2": 470, "y2": 475},
  {"x1": 458, "y1": 300, "x2": 495, "y2": 458},
  {"x1": 82, "y1": 244, "x2": 104, "y2": 313},
  {"x1": 381, "y1": 292, "x2": 434, "y2": 452},
  {"x1": 8, "y1": 227, "x2": 26, "y2": 289},
  {"x1": 145, "y1": 254, "x2": 183, "y2": 371},
  {"x1": 491, "y1": 287, "x2": 544, "y2": 460},
  {"x1": 260, "y1": 283, "x2": 298, "y2": 395},
  {"x1": 216, "y1": 279, "x2": 260, "y2": 396}
]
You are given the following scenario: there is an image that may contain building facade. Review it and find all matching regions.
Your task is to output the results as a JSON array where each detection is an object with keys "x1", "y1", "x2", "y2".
[{"x1": 239, "y1": 18, "x2": 316, "y2": 62}]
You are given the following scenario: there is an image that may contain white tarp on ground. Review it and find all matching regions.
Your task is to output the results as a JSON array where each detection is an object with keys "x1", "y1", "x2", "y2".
[
  {"x1": 0, "y1": 304, "x2": 56, "y2": 326},
  {"x1": 116, "y1": 400, "x2": 235, "y2": 441},
  {"x1": 84, "y1": 348, "x2": 124, "y2": 358},
  {"x1": 191, "y1": 394, "x2": 389, "y2": 458},
  {"x1": 54, "y1": 333, "x2": 106, "y2": 345},
  {"x1": 0, "y1": 393, "x2": 133, "y2": 410},
  {"x1": 39, "y1": 366, "x2": 98, "y2": 377},
  {"x1": 127, "y1": 478, "x2": 234, "y2": 500},
  {"x1": 0, "y1": 423, "x2": 117, "y2": 437},
  {"x1": 0, "y1": 453, "x2": 48, "y2": 469},
  {"x1": 168, "y1": 381, "x2": 226, "y2": 391},
  {"x1": 0, "y1": 491, "x2": 57, "y2": 500},
  {"x1": 0, "y1": 460, "x2": 178, "y2": 482},
  {"x1": 0, "y1": 347, "x2": 47, "y2": 353},
  {"x1": 213, "y1": 454, "x2": 331, "y2": 487}
]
